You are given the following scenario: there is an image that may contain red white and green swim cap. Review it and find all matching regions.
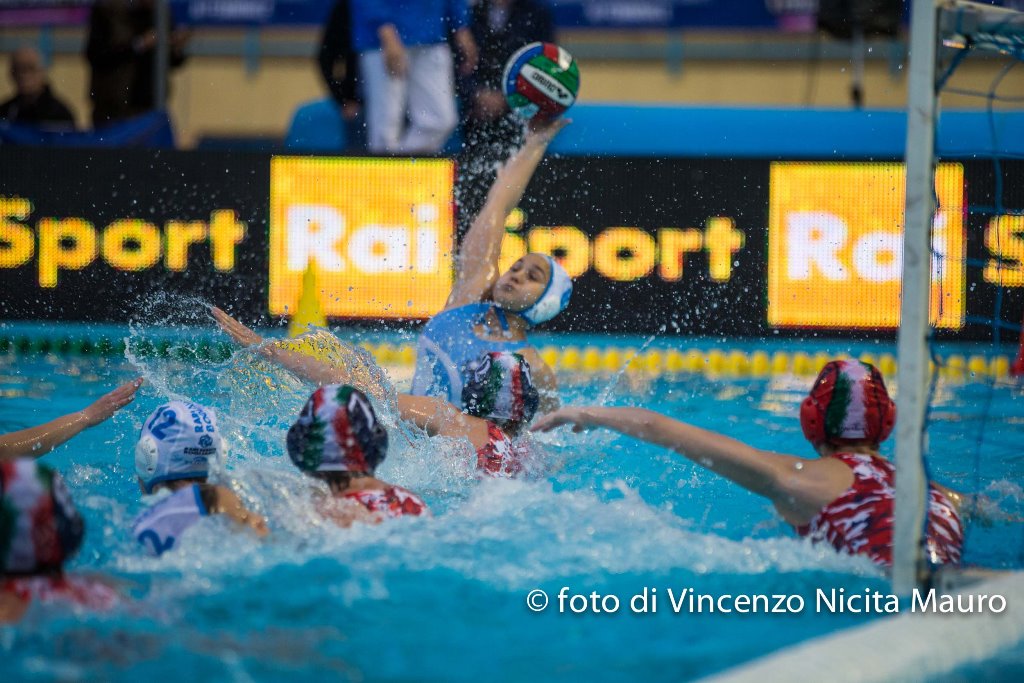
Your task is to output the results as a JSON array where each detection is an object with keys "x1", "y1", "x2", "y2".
[
  {"x1": 800, "y1": 360, "x2": 896, "y2": 447},
  {"x1": 461, "y1": 352, "x2": 540, "y2": 430},
  {"x1": 0, "y1": 458, "x2": 84, "y2": 576},
  {"x1": 287, "y1": 385, "x2": 388, "y2": 475}
]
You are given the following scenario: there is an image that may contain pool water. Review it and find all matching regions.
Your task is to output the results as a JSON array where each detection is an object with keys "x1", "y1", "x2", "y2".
[{"x1": 1, "y1": 321, "x2": 1023, "y2": 682}]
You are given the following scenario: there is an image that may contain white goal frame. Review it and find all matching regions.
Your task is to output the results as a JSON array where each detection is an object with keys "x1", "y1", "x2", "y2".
[{"x1": 895, "y1": 0, "x2": 1024, "y2": 595}]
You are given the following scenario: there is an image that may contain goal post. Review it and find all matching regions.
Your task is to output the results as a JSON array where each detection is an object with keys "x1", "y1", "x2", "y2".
[
  {"x1": 895, "y1": 0, "x2": 1024, "y2": 596},
  {"x1": 894, "y1": 0, "x2": 938, "y2": 597}
]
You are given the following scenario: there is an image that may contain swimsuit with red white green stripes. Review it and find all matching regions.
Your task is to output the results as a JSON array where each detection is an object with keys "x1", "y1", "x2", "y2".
[
  {"x1": 475, "y1": 422, "x2": 529, "y2": 478},
  {"x1": 794, "y1": 452, "x2": 963, "y2": 566},
  {"x1": 342, "y1": 486, "x2": 428, "y2": 518}
]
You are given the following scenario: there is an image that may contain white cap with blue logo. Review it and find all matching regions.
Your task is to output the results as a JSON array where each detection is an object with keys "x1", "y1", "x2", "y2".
[
  {"x1": 135, "y1": 401, "x2": 223, "y2": 494},
  {"x1": 518, "y1": 255, "x2": 573, "y2": 326}
]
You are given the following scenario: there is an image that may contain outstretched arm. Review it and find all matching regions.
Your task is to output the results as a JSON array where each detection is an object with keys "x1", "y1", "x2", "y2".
[
  {"x1": 396, "y1": 394, "x2": 491, "y2": 450},
  {"x1": 0, "y1": 379, "x2": 143, "y2": 460},
  {"x1": 214, "y1": 307, "x2": 491, "y2": 449},
  {"x1": 446, "y1": 118, "x2": 569, "y2": 309},
  {"x1": 212, "y1": 306, "x2": 363, "y2": 391},
  {"x1": 532, "y1": 406, "x2": 809, "y2": 500}
]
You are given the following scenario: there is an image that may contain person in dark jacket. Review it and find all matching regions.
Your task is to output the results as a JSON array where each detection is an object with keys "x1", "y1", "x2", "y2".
[
  {"x1": 85, "y1": 0, "x2": 189, "y2": 127},
  {"x1": 318, "y1": 0, "x2": 362, "y2": 121},
  {"x1": 0, "y1": 47, "x2": 77, "y2": 128},
  {"x1": 456, "y1": 0, "x2": 555, "y2": 232}
]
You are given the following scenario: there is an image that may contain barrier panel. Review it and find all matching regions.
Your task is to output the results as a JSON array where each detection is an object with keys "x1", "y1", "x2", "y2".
[
  {"x1": 0, "y1": 110, "x2": 176, "y2": 148},
  {"x1": 1, "y1": 148, "x2": 1021, "y2": 339},
  {"x1": 0, "y1": 0, "x2": 804, "y2": 29},
  {"x1": 0, "y1": 148, "x2": 267, "y2": 320}
]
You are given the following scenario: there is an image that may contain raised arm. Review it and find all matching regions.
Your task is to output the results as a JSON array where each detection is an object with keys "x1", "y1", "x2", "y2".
[
  {"x1": 0, "y1": 378, "x2": 142, "y2": 460},
  {"x1": 212, "y1": 306, "x2": 359, "y2": 389},
  {"x1": 446, "y1": 118, "x2": 569, "y2": 309}
]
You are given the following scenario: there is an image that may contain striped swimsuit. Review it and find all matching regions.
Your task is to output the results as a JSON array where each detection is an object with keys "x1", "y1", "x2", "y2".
[
  {"x1": 343, "y1": 486, "x2": 428, "y2": 518},
  {"x1": 795, "y1": 452, "x2": 964, "y2": 566},
  {"x1": 475, "y1": 423, "x2": 528, "y2": 478}
]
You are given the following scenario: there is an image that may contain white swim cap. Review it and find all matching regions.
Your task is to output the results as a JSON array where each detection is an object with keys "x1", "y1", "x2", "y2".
[
  {"x1": 518, "y1": 255, "x2": 573, "y2": 326},
  {"x1": 136, "y1": 401, "x2": 223, "y2": 493}
]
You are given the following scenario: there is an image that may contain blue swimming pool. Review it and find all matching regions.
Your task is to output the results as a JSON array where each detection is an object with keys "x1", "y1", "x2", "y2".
[{"x1": 1, "y1": 320, "x2": 1022, "y2": 682}]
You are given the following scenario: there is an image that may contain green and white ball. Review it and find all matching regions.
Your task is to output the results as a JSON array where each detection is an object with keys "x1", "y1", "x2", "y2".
[{"x1": 502, "y1": 42, "x2": 580, "y2": 121}]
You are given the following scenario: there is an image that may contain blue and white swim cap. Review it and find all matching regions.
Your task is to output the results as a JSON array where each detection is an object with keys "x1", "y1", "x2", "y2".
[
  {"x1": 135, "y1": 401, "x2": 223, "y2": 494},
  {"x1": 518, "y1": 254, "x2": 573, "y2": 326}
]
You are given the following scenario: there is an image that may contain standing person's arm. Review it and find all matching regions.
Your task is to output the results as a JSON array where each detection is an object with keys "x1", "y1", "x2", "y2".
[
  {"x1": 0, "y1": 379, "x2": 143, "y2": 460},
  {"x1": 349, "y1": 0, "x2": 404, "y2": 75},
  {"x1": 452, "y1": 26, "x2": 478, "y2": 76},
  {"x1": 377, "y1": 23, "x2": 407, "y2": 77},
  {"x1": 448, "y1": 0, "x2": 477, "y2": 75},
  {"x1": 85, "y1": 4, "x2": 135, "y2": 69},
  {"x1": 445, "y1": 117, "x2": 569, "y2": 309},
  {"x1": 319, "y1": 0, "x2": 360, "y2": 114}
]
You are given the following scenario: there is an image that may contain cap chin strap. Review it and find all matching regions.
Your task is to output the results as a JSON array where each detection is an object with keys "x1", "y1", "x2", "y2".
[{"x1": 518, "y1": 255, "x2": 573, "y2": 326}]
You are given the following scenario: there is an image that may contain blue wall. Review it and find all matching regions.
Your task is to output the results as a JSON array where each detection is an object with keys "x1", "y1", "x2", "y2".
[{"x1": 546, "y1": 105, "x2": 1024, "y2": 159}]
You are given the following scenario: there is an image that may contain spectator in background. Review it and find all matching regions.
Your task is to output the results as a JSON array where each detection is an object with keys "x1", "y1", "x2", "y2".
[
  {"x1": 456, "y1": 0, "x2": 554, "y2": 231},
  {"x1": 0, "y1": 47, "x2": 77, "y2": 129},
  {"x1": 85, "y1": 0, "x2": 189, "y2": 127},
  {"x1": 319, "y1": 0, "x2": 362, "y2": 123},
  {"x1": 352, "y1": 0, "x2": 479, "y2": 154}
]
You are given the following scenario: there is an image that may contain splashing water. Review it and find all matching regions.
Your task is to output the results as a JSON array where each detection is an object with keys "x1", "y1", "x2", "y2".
[{"x1": 3, "y1": 314, "x2": 1024, "y2": 681}]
